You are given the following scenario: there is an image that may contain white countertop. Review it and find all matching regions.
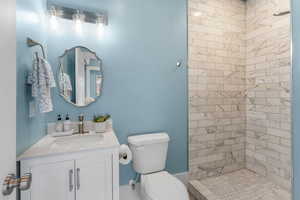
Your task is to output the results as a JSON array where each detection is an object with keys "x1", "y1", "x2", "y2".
[{"x1": 18, "y1": 130, "x2": 120, "y2": 161}]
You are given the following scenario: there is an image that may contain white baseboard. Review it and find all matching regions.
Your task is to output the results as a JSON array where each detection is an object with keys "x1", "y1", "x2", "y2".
[{"x1": 120, "y1": 171, "x2": 189, "y2": 200}]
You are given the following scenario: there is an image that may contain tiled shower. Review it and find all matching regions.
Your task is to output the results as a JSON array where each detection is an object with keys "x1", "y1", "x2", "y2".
[{"x1": 188, "y1": 0, "x2": 291, "y2": 199}]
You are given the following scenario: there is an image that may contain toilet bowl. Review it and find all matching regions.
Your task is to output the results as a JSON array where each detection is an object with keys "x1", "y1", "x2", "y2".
[
  {"x1": 128, "y1": 133, "x2": 189, "y2": 200},
  {"x1": 140, "y1": 171, "x2": 189, "y2": 200}
]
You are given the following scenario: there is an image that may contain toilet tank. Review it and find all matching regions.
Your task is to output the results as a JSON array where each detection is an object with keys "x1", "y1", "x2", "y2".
[{"x1": 128, "y1": 133, "x2": 170, "y2": 174}]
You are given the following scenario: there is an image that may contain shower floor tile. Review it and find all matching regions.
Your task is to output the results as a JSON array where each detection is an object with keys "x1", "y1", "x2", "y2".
[{"x1": 188, "y1": 169, "x2": 291, "y2": 200}]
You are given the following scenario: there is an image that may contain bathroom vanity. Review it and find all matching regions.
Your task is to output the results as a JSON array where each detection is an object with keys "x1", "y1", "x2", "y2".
[
  {"x1": 18, "y1": 130, "x2": 120, "y2": 200},
  {"x1": 17, "y1": 41, "x2": 119, "y2": 200}
]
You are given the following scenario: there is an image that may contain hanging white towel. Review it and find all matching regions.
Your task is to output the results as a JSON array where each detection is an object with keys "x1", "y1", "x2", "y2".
[
  {"x1": 59, "y1": 72, "x2": 72, "y2": 100},
  {"x1": 27, "y1": 57, "x2": 56, "y2": 115}
]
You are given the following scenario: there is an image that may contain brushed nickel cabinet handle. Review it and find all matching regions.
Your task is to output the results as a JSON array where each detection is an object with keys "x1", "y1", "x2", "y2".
[
  {"x1": 69, "y1": 169, "x2": 74, "y2": 191},
  {"x1": 76, "y1": 168, "x2": 80, "y2": 190}
]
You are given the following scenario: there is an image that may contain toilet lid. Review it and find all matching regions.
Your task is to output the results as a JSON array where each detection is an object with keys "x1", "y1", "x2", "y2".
[{"x1": 142, "y1": 171, "x2": 189, "y2": 200}]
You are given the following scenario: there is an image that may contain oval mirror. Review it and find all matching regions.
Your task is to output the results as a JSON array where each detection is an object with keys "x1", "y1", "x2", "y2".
[{"x1": 58, "y1": 46, "x2": 103, "y2": 107}]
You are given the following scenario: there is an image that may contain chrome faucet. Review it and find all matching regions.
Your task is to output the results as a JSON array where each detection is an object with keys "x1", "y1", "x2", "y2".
[{"x1": 78, "y1": 114, "x2": 86, "y2": 134}]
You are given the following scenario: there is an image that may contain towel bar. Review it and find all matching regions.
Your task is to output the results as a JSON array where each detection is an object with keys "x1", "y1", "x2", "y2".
[{"x1": 27, "y1": 38, "x2": 46, "y2": 59}]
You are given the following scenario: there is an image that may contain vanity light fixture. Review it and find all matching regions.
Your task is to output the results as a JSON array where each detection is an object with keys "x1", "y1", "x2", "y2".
[{"x1": 47, "y1": 4, "x2": 108, "y2": 28}]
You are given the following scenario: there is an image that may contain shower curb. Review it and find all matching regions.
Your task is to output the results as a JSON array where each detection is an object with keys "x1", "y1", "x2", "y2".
[{"x1": 188, "y1": 180, "x2": 220, "y2": 200}]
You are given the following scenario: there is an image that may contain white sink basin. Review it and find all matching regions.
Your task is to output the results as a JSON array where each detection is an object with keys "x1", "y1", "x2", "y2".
[
  {"x1": 17, "y1": 130, "x2": 120, "y2": 160},
  {"x1": 54, "y1": 134, "x2": 104, "y2": 146}
]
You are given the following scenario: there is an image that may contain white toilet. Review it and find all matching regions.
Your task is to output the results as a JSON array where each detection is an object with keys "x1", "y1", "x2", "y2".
[{"x1": 128, "y1": 133, "x2": 189, "y2": 200}]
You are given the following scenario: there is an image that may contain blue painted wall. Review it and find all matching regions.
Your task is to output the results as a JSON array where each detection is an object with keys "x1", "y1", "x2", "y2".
[
  {"x1": 292, "y1": 0, "x2": 300, "y2": 198},
  {"x1": 17, "y1": 0, "x2": 188, "y2": 185},
  {"x1": 16, "y1": 0, "x2": 48, "y2": 155}
]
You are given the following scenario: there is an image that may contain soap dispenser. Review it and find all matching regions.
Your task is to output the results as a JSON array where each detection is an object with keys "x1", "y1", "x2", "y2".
[
  {"x1": 55, "y1": 114, "x2": 64, "y2": 132},
  {"x1": 63, "y1": 114, "x2": 71, "y2": 132}
]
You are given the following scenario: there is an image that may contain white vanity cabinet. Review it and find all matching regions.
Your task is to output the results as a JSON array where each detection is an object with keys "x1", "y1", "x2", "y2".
[
  {"x1": 75, "y1": 151, "x2": 113, "y2": 200},
  {"x1": 23, "y1": 159, "x2": 75, "y2": 200},
  {"x1": 18, "y1": 131, "x2": 120, "y2": 200}
]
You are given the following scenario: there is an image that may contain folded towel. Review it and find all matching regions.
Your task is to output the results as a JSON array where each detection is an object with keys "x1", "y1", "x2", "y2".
[{"x1": 27, "y1": 57, "x2": 56, "y2": 114}]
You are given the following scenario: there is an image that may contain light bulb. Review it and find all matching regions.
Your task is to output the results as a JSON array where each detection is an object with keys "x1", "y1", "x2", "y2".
[
  {"x1": 49, "y1": 6, "x2": 58, "y2": 29},
  {"x1": 98, "y1": 23, "x2": 104, "y2": 35},
  {"x1": 97, "y1": 16, "x2": 105, "y2": 37},
  {"x1": 50, "y1": 15, "x2": 58, "y2": 29},
  {"x1": 75, "y1": 18, "x2": 82, "y2": 32},
  {"x1": 73, "y1": 11, "x2": 84, "y2": 34}
]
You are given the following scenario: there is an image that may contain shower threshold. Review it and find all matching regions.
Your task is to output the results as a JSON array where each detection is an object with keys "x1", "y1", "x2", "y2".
[{"x1": 188, "y1": 169, "x2": 291, "y2": 200}]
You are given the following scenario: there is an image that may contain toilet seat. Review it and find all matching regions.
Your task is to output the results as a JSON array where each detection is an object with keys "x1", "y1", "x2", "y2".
[{"x1": 140, "y1": 171, "x2": 189, "y2": 200}]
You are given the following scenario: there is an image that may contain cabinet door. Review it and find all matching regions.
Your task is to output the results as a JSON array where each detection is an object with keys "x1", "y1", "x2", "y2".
[
  {"x1": 28, "y1": 160, "x2": 75, "y2": 200},
  {"x1": 75, "y1": 153, "x2": 112, "y2": 200}
]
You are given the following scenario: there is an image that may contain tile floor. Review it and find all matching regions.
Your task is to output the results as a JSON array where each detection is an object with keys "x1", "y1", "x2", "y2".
[{"x1": 189, "y1": 169, "x2": 291, "y2": 200}]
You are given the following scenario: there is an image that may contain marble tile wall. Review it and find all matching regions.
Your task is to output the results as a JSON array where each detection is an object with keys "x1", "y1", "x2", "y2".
[
  {"x1": 188, "y1": 0, "x2": 247, "y2": 179},
  {"x1": 245, "y1": 0, "x2": 291, "y2": 191},
  {"x1": 188, "y1": 0, "x2": 291, "y2": 191}
]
